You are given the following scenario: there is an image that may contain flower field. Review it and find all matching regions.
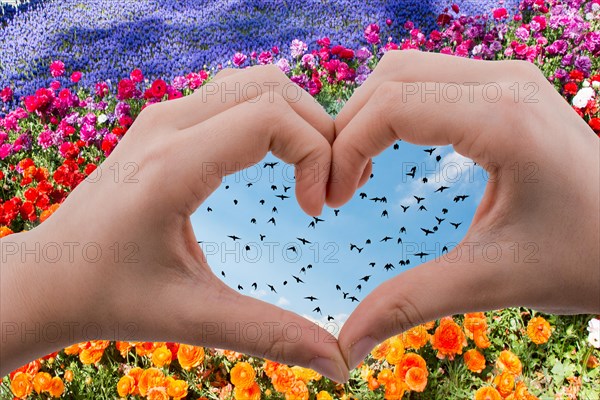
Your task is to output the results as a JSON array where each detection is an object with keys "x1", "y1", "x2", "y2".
[{"x1": 1, "y1": 0, "x2": 600, "y2": 399}]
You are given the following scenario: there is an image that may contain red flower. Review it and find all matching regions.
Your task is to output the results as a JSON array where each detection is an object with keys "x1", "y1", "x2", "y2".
[
  {"x1": 589, "y1": 118, "x2": 600, "y2": 132},
  {"x1": 24, "y1": 187, "x2": 39, "y2": 202},
  {"x1": 130, "y1": 68, "x2": 144, "y2": 83},
  {"x1": 493, "y1": 8, "x2": 508, "y2": 20},
  {"x1": 70, "y1": 71, "x2": 82, "y2": 83},
  {"x1": 437, "y1": 13, "x2": 451, "y2": 26},
  {"x1": 563, "y1": 82, "x2": 578, "y2": 95},
  {"x1": 0, "y1": 86, "x2": 13, "y2": 102},
  {"x1": 339, "y1": 48, "x2": 355, "y2": 59},
  {"x1": 151, "y1": 79, "x2": 168, "y2": 98},
  {"x1": 20, "y1": 201, "x2": 37, "y2": 222},
  {"x1": 117, "y1": 78, "x2": 136, "y2": 100},
  {"x1": 451, "y1": 4, "x2": 460, "y2": 13},
  {"x1": 569, "y1": 70, "x2": 584, "y2": 82}
]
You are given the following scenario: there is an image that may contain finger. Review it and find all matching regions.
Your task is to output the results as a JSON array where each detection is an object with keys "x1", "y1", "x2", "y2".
[
  {"x1": 170, "y1": 92, "x2": 331, "y2": 216},
  {"x1": 160, "y1": 65, "x2": 335, "y2": 143},
  {"x1": 327, "y1": 81, "x2": 518, "y2": 207},
  {"x1": 187, "y1": 283, "x2": 348, "y2": 382},
  {"x1": 212, "y1": 67, "x2": 242, "y2": 81},
  {"x1": 338, "y1": 246, "x2": 529, "y2": 370},
  {"x1": 335, "y1": 50, "x2": 519, "y2": 132}
]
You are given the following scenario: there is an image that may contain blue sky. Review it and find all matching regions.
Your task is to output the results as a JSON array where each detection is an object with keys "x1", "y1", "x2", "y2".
[{"x1": 191, "y1": 141, "x2": 487, "y2": 333}]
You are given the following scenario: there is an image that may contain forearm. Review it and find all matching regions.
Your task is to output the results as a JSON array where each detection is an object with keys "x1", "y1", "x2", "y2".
[{"x1": 0, "y1": 228, "x2": 91, "y2": 376}]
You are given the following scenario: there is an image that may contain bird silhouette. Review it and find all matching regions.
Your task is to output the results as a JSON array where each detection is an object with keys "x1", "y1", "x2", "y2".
[
  {"x1": 276, "y1": 194, "x2": 289, "y2": 200},
  {"x1": 313, "y1": 307, "x2": 322, "y2": 315},
  {"x1": 297, "y1": 237, "x2": 311, "y2": 245},
  {"x1": 380, "y1": 236, "x2": 393, "y2": 242},
  {"x1": 267, "y1": 284, "x2": 277, "y2": 293},
  {"x1": 334, "y1": 209, "x2": 340, "y2": 216},
  {"x1": 327, "y1": 315, "x2": 335, "y2": 321},
  {"x1": 360, "y1": 275, "x2": 371, "y2": 282},
  {"x1": 414, "y1": 196, "x2": 425, "y2": 203},
  {"x1": 304, "y1": 296, "x2": 318, "y2": 301},
  {"x1": 415, "y1": 252, "x2": 429, "y2": 260},
  {"x1": 267, "y1": 217, "x2": 276, "y2": 225},
  {"x1": 227, "y1": 235, "x2": 241, "y2": 241},
  {"x1": 421, "y1": 228, "x2": 434, "y2": 236},
  {"x1": 292, "y1": 275, "x2": 304, "y2": 284},
  {"x1": 435, "y1": 185, "x2": 449, "y2": 193},
  {"x1": 263, "y1": 162, "x2": 279, "y2": 168},
  {"x1": 401, "y1": 205, "x2": 410, "y2": 213},
  {"x1": 450, "y1": 222, "x2": 462, "y2": 229},
  {"x1": 424, "y1": 147, "x2": 436, "y2": 155}
]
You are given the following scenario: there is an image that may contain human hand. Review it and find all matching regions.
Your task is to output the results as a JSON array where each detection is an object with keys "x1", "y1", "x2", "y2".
[
  {"x1": 0, "y1": 65, "x2": 350, "y2": 381},
  {"x1": 328, "y1": 50, "x2": 600, "y2": 369}
]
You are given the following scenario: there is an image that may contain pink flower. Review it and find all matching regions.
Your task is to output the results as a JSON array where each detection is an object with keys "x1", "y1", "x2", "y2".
[
  {"x1": 70, "y1": 71, "x2": 82, "y2": 83},
  {"x1": 130, "y1": 69, "x2": 144, "y2": 83},
  {"x1": 95, "y1": 82, "x2": 109, "y2": 98},
  {"x1": 232, "y1": 52, "x2": 247, "y2": 67},
  {"x1": 117, "y1": 78, "x2": 136, "y2": 100},
  {"x1": 257, "y1": 51, "x2": 273, "y2": 65},
  {"x1": 364, "y1": 23, "x2": 380, "y2": 44},
  {"x1": 386, "y1": 18, "x2": 393, "y2": 26},
  {"x1": 0, "y1": 87, "x2": 13, "y2": 103},
  {"x1": 493, "y1": 8, "x2": 508, "y2": 20},
  {"x1": 50, "y1": 60, "x2": 65, "y2": 77},
  {"x1": 290, "y1": 39, "x2": 308, "y2": 58}
]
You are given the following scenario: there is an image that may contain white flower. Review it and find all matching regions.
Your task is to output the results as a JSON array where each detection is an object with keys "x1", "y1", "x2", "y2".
[
  {"x1": 588, "y1": 318, "x2": 600, "y2": 348},
  {"x1": 97, "y1": 114, "x2": 108, "y2": 124},
  {"x1": 583, "y1": 80, "x2": 591, "y2": 88},
  {"x1": 593, "y1": 81, "x2": 600, "y2": 89},
  {"x1": 572, "y1": 87, "x2": 595, "y2": 108}
]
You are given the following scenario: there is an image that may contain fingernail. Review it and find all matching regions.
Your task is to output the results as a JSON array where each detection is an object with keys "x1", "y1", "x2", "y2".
[
  {"x1": 309, "y1": 357, "x2": 348, "y2": 383},
  {"x1": 348, "y1": 336, "x2": 377, "y2": 370}
]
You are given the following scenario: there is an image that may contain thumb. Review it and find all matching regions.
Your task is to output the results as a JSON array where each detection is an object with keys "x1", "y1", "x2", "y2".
[{"x1": 338, "y1": 242, "x2": 527, "y2": 370}]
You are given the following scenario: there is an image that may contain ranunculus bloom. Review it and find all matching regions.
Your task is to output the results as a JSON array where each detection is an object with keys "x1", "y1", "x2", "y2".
[
  {"x1": 70, "y1": 71, "x2": 82, "y2": 83},
  {"x1": 493, "y1": 370, "x2": 515, "y2": 397},
  {"x1": 230, "y1": 361, "x2": 255, "y2": 389},
  {"x1": 492, "y1": 8, "x2": 508, "y2": 20},
  {"x1": 496, "y1": 350, "x2": 522, "y2": 376},
  {"x1": 0, "y1": 86, "x2": 13, "y2": 102},
  {"x1": 49, "y1": 60, "x2": 65, "y2": 77},
  {"x1": 138, "y1": 368, "x2": 165, "y2": 396},
  {"x1": 151, "y1": 345, "x2": 172, "y2": 367},
  {"x1": 48, "y1": 377, "x2": 65, "y2": 398},
  {"x1": 430, "y1": 317, "x2": 467, "y2": 360},
  {"x1": 464, "y1": 349, "x2": 486, "y2": 373},
  {"x1": 117, "y1": 375, "x2": 135, "y2": 397},
  {"x1": 474, "y1": 386, "x2": 502, "y2": 400},
  {"x1": 10, "y1": 372, "x2": 33, "y2": 398},
  {"x1": 166, "y1": 377, "x2": 188, "y2": 399},
  {"x1": 405, "y1": 367, "x2": 428, "y2": 392},
  {"x1": 151, "y1": 79, "x2": 168, "y2": 98},
  {"x1": 177, "y1": 344, "x2": 204, "y2": 370},
  {"x1": 526, "y1": 316, "x2": 552, "y2": 344},
  {"x1": 130, "y1": 68, "x2": 144, "y2": 83},
  {"x1": 402, "y1": 325, "x2": 430, "y2": 350},
  {"x1": 271, "y1": 365, "x2": 295, "y2": 392},
  {"x1": 232, "y1": 52, "x2": 247, "y2": 67},
  {"x1": 33, "y1": 371, "x2": 52, "y2": 393}
]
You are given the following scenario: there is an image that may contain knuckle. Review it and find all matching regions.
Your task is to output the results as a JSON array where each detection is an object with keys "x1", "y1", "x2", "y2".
[{"x1": 372, "y1": 81, "x2": 399, "y2": 110}]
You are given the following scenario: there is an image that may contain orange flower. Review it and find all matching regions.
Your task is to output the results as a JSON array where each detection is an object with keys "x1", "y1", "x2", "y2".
[
  {"x1": 147, "y1": 386, "x2": 169, "y2": 400},
  {"x1": 385, "y1": 336, "x2": 405, "y2": 365},
  {"x1": 405, "y1": 367, "x2": 428, "y2": 392},
  {"x1": 402, "y1": 325, "x2": 430, "y2": 350},
  {"x1": 166, "y1": 377, "x2": 188, "y2": 399},
  {"x1": 464, "y1": 349, "x2": 486, "y2": 373},
  {"x1": 316, "y1": 391, "x2": 333, "y2": 400},
  {"x1": 177, "y1": 344, "x2": 205, "y2": 370},
  {"x1": 371, "y1": 339, "x2": 390, "y2": 361},
  {"x1": 230, "y1": 361, "x2": 256, "y2": 389},
  {"x1": 474, "y1": 386, "x2": 503, "y2": 400},
  {"x1": 376, "y1": 368, "x2": 395, "y2": 387},
  {"x1": 263, "y1": 360, "x2": 281, "y2": 377},
  {"x1": 464, "y1": 313, "x2": 491, "y2": 349},
  {"x1": 423, "y1": 321, "x2": 436, "y2": 331},
  {"x1": 284, "y1": 379, "x2": 309, "y2": 400},
  {"x1": 0, "y1": 226, "x2": 14, "y2": 238},
  {"x1": 64, "y1": 370, "x2": 73, "y2": 383},
  {"x1": 526, "y1": 316, "x2": 552, "y2": 345},
  {"x1": 291, "y1": 366, "x2": 321, "y2": 383},
  {"x1": 368, "y1": 376, "x2": 380, "y2": 391},
  {"x1": 394, "y1": 353, "x2": 427, "y2": 380},
  {"x1": 63, "y1": 343, "x2": 81, "y2": 355},
  {"x1": 10, "y1": 372, "x2": 33, "y2": 399},
  {"x1": 384, "y1": 377, "x2": 407, "y2": 400},
  {"x1": 271, "y1": 365, "x2": 296, "y2": 393},
  {"x1": 138, "y1": 368, "x2": 165, "y2": 396},
  {"x1": 496, "y1": 350, "x2": 522, "y2": 376},
  {"x1": 493, "y1": 371, "x2": 515, "y2": 397},
  {"x1": 116, "y1": 341, "x2": 133, "y2": 358},
  {"x1": 430, "y1": 317, "x2": 467, "y2": 360},
  {"x1": 151, "y1": 345, "x2": 172, "y2": 368},
  {"x1": 514, "y1": 381, "x2": 530, "y2": 398},
  {"x1": 79, "y1": 340, "x2": 110, "y2": 365},
  {"x1": 39, "y1": 203, "x2": 60, "y2": 223},
  {"x1": 128, "y1": 366, "x2": 143, "y2": 390},
  {"x1": 234, "y1": 381, "x2": 261, "y2": 400},
  {"x1": 48, "y1": 377, "x2": 65, "y2": 398},
  {"x1": 117, "y1": 375, "x2": 136, "y2": 397},
  {"x1": 33, "y1": 371, "x2": 52, "y2": 393}
]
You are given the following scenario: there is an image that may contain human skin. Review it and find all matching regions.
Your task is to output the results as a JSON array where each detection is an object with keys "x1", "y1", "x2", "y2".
[
  {"x1": 0, "y1": 65, "x2": 349, "y2": 381},
  {"x1": 1, "y1": 52, "x2": 599, "y2": 381},
  {"x1": 328, "y1": 50, "x2": 600, "y2": 369}
]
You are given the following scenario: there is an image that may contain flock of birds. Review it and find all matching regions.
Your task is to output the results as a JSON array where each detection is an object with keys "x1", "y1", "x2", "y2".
[{"x1": 197, "y1": 144, "x2": 478, "y2": 321}]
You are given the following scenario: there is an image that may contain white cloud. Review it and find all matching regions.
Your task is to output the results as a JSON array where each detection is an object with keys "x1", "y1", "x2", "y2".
[{"x1": 277, "y1": 296, "x2": 290, "y2": 306}]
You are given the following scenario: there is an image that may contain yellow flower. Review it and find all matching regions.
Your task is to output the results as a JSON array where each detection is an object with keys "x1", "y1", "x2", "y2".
[
  {"x1": 151, "y1": 345, "x2": 172, "y2": 368},
  {"x1": 230, "y1": 361, "x2": 256, "y2": 389},
  {"x1": 316, "y1": 391, "x2": 333, "y2": 400},
  {"x1": 371, "y1": 339, "x2": 390, "y2": 360},
  {"x1": 385, "y1": 336, "x2": 405, "y2": 365},
  {"x1": 291, "y1": 366, "x2": 321, "y2": 383},
  {"x1": 526, "y1": 316, "x2": 552, "y2": 345}
]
